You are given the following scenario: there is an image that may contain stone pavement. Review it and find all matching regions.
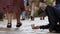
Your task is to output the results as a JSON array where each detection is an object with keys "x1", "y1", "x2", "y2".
[{"x1": 0, "y1": 16, "x2": 59, "y2": 34}]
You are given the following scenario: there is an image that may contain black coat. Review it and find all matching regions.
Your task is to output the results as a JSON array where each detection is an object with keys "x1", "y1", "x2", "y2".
[{"x1": 40, "y1": 5, "x2": 60, "y2": 32}]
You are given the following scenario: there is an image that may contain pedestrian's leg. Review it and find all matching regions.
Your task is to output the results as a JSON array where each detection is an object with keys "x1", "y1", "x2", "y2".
[
  {"x1": 26, "y1": 11, "x2": 30, "y2": 19},
  {"x1": 0, "y1": 13, "x2": 3, "y2": 21},
  {"x1": 26, "y1": 10, "x2": 28, "y2": 19},
  {"x1": 7, "y1": 13, "x2": 12, "y2": 28},
  {"x1": 16, "y1": 13, "x2": 22, "y2": 27},
  {"x1": 31, "y1": 3, "x2": 35, "y2": 20},
  {"x1": 26, "y1": 6, "x2": 29, "y2": 19},
  {"x1": 21, "y1": 11, "x2": 26, "y2": 20}
]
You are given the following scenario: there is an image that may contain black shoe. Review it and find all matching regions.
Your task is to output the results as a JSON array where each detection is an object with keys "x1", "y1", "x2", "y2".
[
  {"x1": 7, "y1": 23, "x2": 12, "y2": 28},
  {"x1": 31, "y1": 16, "x2": 34, "y2": 21},
  {"x1": 16, "y1": 23, "x2": 22, "y2": 27},
  {"x1": 21, "y1": 18, "x2": 25, "y2": 20}
]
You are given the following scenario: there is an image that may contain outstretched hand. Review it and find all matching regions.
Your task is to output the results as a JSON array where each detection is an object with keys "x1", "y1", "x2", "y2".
[{"x1": 32, "y1": 26, "x2": 40, "y2": 29}]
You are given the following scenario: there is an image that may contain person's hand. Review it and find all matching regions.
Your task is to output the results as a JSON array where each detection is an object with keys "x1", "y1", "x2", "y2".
[{"x1": 32, "y1": 26, "x2": 40, "y2": 29}]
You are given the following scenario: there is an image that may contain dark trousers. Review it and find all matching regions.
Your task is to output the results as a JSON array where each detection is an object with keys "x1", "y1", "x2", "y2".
[
  {"x1": 0, "y1": 13, "x2": 3, "y2": 19},
  {"x1": 54, "y1": 4, "x2": 60, "y2": 32},
  {"x1": 40, "y1": 5, "x2": 58, "y2": 32}
]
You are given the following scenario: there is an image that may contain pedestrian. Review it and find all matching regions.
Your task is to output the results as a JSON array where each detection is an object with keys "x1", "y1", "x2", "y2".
[
  {"x1": 38, "y1": 1, "x2": 46, "y2": 20},
  {"x1": 21, "y1": 0, "x2": 28, "y2": 20},
  {"x1": 0, "y1": 0, "x2": 25, "y2": 28}
]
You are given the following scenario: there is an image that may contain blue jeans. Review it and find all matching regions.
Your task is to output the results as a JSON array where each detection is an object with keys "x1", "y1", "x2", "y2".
[{"x1": 22, "y1": 11, "x2": 26, "y2": 19}]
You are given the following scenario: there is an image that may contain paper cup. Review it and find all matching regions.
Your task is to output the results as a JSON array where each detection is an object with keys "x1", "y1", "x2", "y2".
[{"x1": 31, "y1": 24, "x2": 35, "y2": 28}]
